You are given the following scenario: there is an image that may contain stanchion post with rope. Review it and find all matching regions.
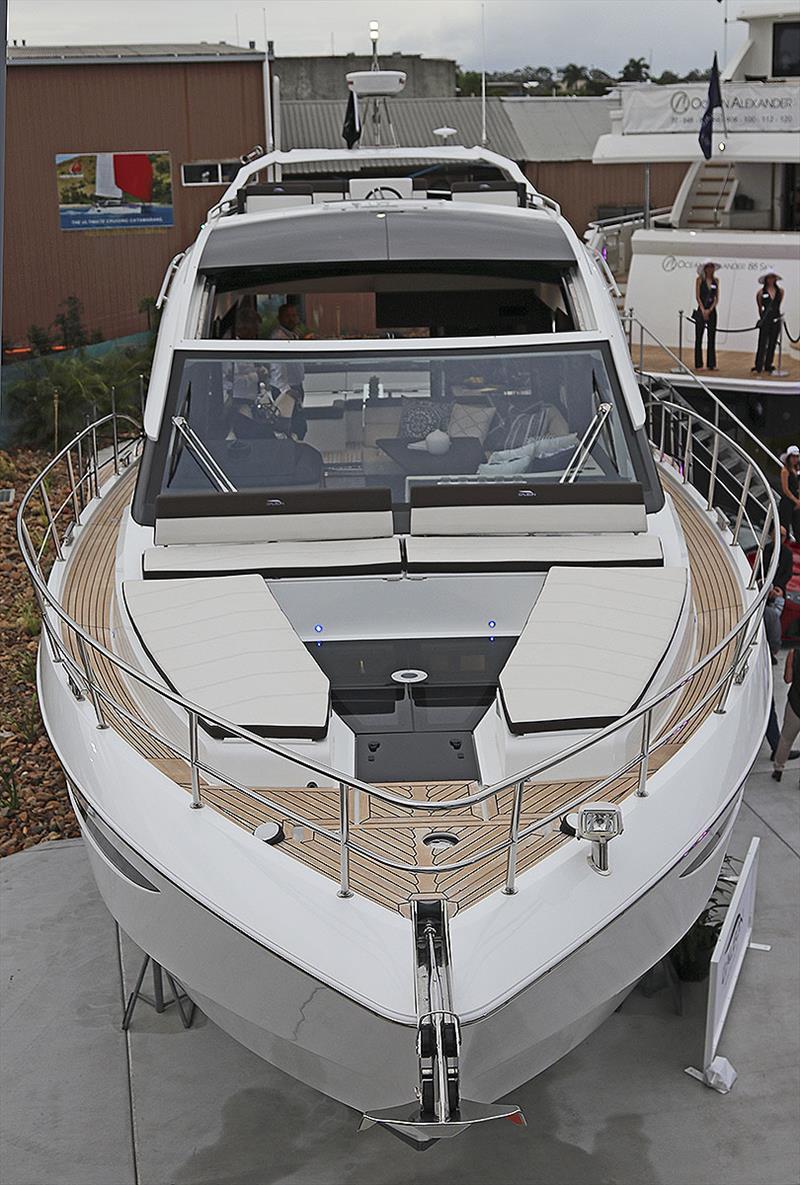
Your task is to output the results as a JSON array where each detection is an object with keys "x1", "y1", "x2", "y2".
[
  {"x1": 671, "y1": 310, "x2": 684, "y2": 373},
  {"x1": 773, "y1": 318, "x2": 789, "y2": 378}
]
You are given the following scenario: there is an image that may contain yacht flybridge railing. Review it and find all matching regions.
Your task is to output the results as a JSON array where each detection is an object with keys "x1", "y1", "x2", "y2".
[
  {"x1": 19, "y1": 406, "x2": 778, "y2": 901},
  {"x1": 624, "y1": 312, "x2": 782, "y2": 474}
]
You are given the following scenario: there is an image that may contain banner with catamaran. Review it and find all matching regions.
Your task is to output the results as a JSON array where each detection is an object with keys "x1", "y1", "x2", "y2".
[{"x1": 55, "y1": 150, "x2": 174, "y2": 230}]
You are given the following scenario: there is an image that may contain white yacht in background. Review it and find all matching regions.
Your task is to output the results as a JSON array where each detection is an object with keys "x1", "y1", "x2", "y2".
[
  {"x1": 20, "y1": 129, "x2": 778, "y2": 1144},
  {"x1": 591, "y1": 3, "x2": 799, "y2": 390}
]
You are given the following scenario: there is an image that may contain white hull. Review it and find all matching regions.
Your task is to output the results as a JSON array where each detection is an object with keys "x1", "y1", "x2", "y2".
[{"x1": 70, "y1": 763, "x2": 743, "y2": 1111}]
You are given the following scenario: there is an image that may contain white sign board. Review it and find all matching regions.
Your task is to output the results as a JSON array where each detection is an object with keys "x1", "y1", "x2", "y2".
[
  {"x1": 686, "y1": 837, "x2": 761, "y2": 1093},
  {"x1": 621, "y1": 85, "x2": 800, "y2": 135}
]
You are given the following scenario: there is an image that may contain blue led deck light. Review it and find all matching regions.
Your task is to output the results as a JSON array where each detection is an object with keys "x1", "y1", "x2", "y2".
[
  {"x1": 314, "y1": 624, "x2": 324, "y2": 634},
  {"x1": 488, "y1": 620, "x2": 496, "y2": 629}
]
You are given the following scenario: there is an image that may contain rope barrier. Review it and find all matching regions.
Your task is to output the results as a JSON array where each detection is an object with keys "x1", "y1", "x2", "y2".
[
  {"x1": 683, "y1": 313, "x2": 799, "y2": 342},
  {"x1": 683, "y1": 313, "x2": 759, "y2": 334}
]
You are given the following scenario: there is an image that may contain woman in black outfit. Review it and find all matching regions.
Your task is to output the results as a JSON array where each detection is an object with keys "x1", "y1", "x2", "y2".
[
  {"x1": 752, "y1": 271, "x2": 784, "y2": 373},
  {"x1": 694, "y1": 262, "x2": 719, "y2": 370},
  {"x1": 779, "y1": 445, "x2": 800, "y2": 541}
]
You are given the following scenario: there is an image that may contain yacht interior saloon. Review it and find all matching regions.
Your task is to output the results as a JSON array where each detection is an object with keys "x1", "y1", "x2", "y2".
[
  {"x1": 590, "y1": 2, "x2": 800, "y2": 391},
  {"x1": 20, "y1": 131, "x2": 779, "y2": 1143}
]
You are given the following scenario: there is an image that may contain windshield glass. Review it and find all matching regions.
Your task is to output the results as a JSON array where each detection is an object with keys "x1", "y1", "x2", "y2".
[{"x1": 160, "y1": 344, "x2": 638, "y2": 504}]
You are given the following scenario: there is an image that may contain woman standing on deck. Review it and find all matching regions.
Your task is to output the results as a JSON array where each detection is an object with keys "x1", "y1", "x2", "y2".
[
  {"x1": 752, "y1": 271, "x2": 784, "y2": 374},
  {"x1": 694, "y1": 262, "x2": 719, "y2": 371},
  {"x1": 778, "y1": 445, "x2": 800, "y2": 542}
]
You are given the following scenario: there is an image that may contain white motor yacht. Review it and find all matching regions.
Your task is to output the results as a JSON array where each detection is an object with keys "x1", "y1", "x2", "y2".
[
  {"x1": 20, "y1": 140, "x2": 778, "y2": 1144},
  {"x1": 591, "y1": 3, "x2": 799, "y2": 393}
]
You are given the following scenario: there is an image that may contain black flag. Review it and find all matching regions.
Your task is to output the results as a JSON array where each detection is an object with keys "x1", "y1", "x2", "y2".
[
  {"x1": 698, "y1": 53, "x2": 723, "y2": 160},
  {"x1": 342, "y1": 91, "x2": 361, "y2": 150}
]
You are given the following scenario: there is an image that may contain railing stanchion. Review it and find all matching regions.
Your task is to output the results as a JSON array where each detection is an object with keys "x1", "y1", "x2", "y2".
[
  {"x1": 638, "y1": 320, "x2": 645, "y2": 375},
  {"x1": 90, "y1": 419, "x2": 102, "y2": 498},
  {"x1": 682, "y1": 414, "x2": 693, "y2": 483},
  {"x1": 707, "y1": 432, "x2": 720, "y2": 510},
  {"x1": 636, "y1": 709, "x2": 652, "y2": 797},
  {"x1": 139, "y1": 373, "x2": 146, "y2": 420},
  {"x1": 338, "y1": 783, "x2": 354, "y2": 898},
  {"x1": 76, "y1": 636, "x2": 108, "y2": 729},
  {"x1": 731, "y1": 464, "x2": 753, "y2": 546},
  {"x1": 502, "y1": 780, "x2": 525, "y2": 896},
  {"x1": 65, "y1": 448, "x2": 81, "y2": 527},
  {"x1": 715, "y1": 626, "x2": 748, "y2": 714},
  {"x1": 659, "y1": 398, "x2": 666, "y2": 457},
  {"x1": 75, "y1": 435, "x2": 85, "y2": 514},
  {"x1": 748, "y1": 512, "x2": 772, "y2": 591},
  {"x1": 40, "y1": 484, "x2": 63, "y2": 562},
  {"x1": 188, "y1": 710, "x2": 203, "y2": 808},
  {"x1": 111, "y1": 387, "x2": 119, "y2": 475}
]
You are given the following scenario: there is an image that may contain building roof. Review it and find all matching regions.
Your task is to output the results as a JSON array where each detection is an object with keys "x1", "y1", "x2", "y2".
[
  {"x1": 7, "y1": 42, "x2": 265, "y2": 65},
  {"x1": 500, "y1": 98, "x2": 615, "y2": 162},
  {"x1": 281, "y1": 97, "x2": 525, "y2": 161}
]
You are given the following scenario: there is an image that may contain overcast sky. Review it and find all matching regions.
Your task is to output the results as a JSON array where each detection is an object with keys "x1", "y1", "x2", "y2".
[{"x1": 8, "y1": 0, "x2": 755, "y2": 76}]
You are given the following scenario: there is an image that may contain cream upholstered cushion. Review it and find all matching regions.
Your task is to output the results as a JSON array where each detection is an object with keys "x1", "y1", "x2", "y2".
[
  {"x1": 500, "y1": 566, "x2": 687, "y2": 733},
  {"x1": 123, "y1": 575, "x2": 329, "y2": 738}
]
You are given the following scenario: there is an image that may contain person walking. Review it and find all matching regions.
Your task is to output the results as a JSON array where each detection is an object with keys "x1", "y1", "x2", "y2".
[
  {"x1": 694, "y1": 262, "x2": 719, "y2": 371},
  {"x1": 778, "y1": 445, "x2": 800, "y2": 542},
  {"x1": 752, "y1": 271, "x2": 784, "y2": 374},
  {"x1": 772, "y1": 647, "x2": 800, "y2": 781},
  {"x1": 764, "y1": 526, "x2": 793, "y2": 660}
]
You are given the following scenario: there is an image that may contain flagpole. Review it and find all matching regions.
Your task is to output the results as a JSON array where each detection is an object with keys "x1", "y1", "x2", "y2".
[{"x1": 480, "y1": 1, "x2": 487, "y2": 146}]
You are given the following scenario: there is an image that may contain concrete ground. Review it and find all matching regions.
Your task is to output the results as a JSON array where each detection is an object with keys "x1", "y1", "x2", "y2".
[{"x1": 2, "y1": 735, "x2": 798, "y2": 1185}]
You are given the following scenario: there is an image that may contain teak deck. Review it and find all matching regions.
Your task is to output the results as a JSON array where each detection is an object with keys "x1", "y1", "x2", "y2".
[{"x1": 59, "y1": 464, "x2": 743, "y2": 913}]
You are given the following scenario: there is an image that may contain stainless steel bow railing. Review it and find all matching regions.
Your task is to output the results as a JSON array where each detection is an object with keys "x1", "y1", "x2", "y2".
[{"x1": 18, "y1": 401, "x2": 779, "y2": 900}]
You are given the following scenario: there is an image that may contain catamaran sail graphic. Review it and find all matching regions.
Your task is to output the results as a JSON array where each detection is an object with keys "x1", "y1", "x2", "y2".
[
  {"x1": 94, "y1": 153, "x2": 153, "y2": 204},
  {"x1": 94, "y1": 153, "x2": 123, "y2": 200}
]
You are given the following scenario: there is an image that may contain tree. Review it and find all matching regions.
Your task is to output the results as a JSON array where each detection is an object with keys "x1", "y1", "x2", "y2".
[
  {"x1": 456, "y1": 68, "x2": 482, "y2": 96},
  {"x1": 4, "y1": 341, "x2": 154, "y2": 447},
  {"x1": 619, "y1": 56, "x2": 651, "y2": 82},
  {"x1": 561, "y1": 63, "x2": 589, "y2": 91},
  {"x1": 138, "y1": 295, "x2": 162, "y2": 334},
  {"x1": 655, "y1": 70, "x2": 681, "y2": 85},
  {"x1": 52, "y1": 296, "x2": 89, "y2": 349},
  {"x1": 26, "y1": 324, "x2": 54, "y2": 356}
]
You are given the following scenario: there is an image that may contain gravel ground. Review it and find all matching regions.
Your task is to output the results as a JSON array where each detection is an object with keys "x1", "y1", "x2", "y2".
[{"x1": 0, "y1": 450, "x2": 80, "y2": 856}]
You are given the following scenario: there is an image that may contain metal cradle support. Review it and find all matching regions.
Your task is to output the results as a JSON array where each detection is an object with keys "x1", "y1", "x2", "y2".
[
  {"x1": 122, "y1": 953, "x2": 196, "y2": 1032},
  {"x1": 359, "y1": 900, "x2": 525, "y2": 1147}
]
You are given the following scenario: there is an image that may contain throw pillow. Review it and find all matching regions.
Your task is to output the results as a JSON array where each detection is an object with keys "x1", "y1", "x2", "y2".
[
  {"x1": 449, "y1": 402, "x2": 495, "y2": 443},
  {"x1": 399, "y1": 402, "x2": 444, "y2": 442}
]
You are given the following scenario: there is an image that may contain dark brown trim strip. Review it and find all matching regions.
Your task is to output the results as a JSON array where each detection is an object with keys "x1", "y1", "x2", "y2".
[
  {"x1": 143, "y1": 561, "x2": 403, "y2": 580},
  {"x1": 501, "y1": 700, "x2": 618, "y2": 735},
  {"x1": 409, "y1": 481, "x2": 644, "y2": 509},
  {"x1": 407, "y1": 556, "x2": 662, "y2": 574},
  {"x1": 156, "y1": 487, "x2": 392, "y2": 520}
]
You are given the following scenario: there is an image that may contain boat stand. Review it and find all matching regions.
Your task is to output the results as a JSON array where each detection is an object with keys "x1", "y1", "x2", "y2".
[
  {"x1": 638, "y1": 955, "x2": 683, "y2": 1015},
  {"x1": 122, "y1": 953, "x2": 196, "y2": 1031}
]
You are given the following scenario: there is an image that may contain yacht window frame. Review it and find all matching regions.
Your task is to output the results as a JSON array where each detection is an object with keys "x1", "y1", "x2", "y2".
[{"x1": 132, "y1": 336, "x2": 663, "y2": 524}]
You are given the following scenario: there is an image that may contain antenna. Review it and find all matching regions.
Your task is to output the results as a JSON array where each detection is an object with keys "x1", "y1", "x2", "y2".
[{"x1": 369, "y1": 20, "x2": 380, "y2": 70}]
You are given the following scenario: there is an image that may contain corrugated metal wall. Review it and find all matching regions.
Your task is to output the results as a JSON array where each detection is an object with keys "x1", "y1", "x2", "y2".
[
  {"x1": 524, "y1": 160, "x2": 687, "y2": 244},
  {"x1": 3, "y1": 61, "x2": 266, "y2": 345}
]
